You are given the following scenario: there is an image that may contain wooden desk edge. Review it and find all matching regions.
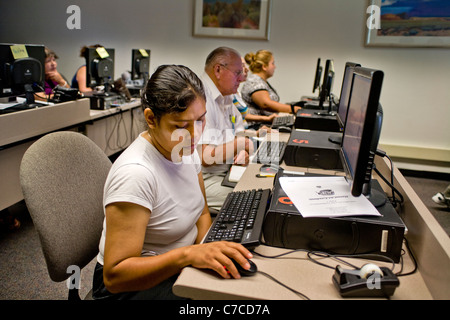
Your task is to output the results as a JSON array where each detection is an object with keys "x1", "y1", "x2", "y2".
[{"x1": 375, "y1": 156, "x2": 450, "y2": 299}]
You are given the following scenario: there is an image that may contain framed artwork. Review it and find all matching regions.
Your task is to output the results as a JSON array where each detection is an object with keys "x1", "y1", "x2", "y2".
[
  {"x1": 365, "y1": 0, "x2": 450, "y2": 48},
  {"x1": 193, "y1": 0, "x2": 272, "y2": 40}
]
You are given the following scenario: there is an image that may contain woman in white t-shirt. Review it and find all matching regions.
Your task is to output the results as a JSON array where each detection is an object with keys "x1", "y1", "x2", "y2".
[{"x1": 93, "y1": 65, "x2": 253, "y2": 300}]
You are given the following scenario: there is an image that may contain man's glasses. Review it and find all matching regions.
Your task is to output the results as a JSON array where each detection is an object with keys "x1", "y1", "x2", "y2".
[{"x1": 219, "y1": 64, "x2": 244, "y2": 78}]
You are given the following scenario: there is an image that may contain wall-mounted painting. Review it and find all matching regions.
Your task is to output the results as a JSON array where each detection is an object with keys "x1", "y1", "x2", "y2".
[
  {"x1": 366, "y1": 0, "x2": 450, "y2": 47},
  {"x1": 193, "y1": 0, "x2": 272, "y2": 40}
]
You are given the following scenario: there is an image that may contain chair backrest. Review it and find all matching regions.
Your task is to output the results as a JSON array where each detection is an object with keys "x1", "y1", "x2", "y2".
[{"x1": 20, "y1": 131, "x2": 111, "y2": 282}]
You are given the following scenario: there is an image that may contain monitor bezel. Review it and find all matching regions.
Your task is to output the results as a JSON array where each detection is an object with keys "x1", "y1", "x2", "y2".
[
  {"x1": 336, "y1": 62, "x2": 361, "y2": 129},
  {"x1": 0, "y1": 43, "x2": 45, "y2": 99},
  {"x1": 312, "y1": 57, "x2": 322, "y2": 94},
  {"x1": 85, "y1": 47, "x2": 115, "y2": 88},
  {"x1": 339, "y1": 66, "x2": 384, "y2": 197},
  {"x1": 131, "y1": 49, "x2": 151, "y2": 81},
  {"x1": 318, "y1": 59, "x2": 334, "y2": 108}
]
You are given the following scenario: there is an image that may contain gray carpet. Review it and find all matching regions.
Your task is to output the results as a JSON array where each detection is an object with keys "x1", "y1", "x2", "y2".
[
  {"x1": 0, "y1": 172, "x2": 448, "y2": 300},
  {"x1": 0, "y1": 200, "x2": 95, "y2": 300},
  {"x1": 403, "y1": 174, "x2": 450, "y2": 234}
]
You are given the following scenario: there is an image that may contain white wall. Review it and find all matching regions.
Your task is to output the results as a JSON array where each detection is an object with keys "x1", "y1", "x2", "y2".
[{"x1": 1, "y1": 0, "x2": 449, "y2": 161}]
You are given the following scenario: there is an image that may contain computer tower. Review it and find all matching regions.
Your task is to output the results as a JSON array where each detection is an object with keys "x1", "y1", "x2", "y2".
[
  {"x1": 295, "y1": 109, "x2": 340, "y2": 132},
  {"x1": 283, "y1": 130, "x2": 342, "y2": 170},
  {"x1": 262, "y1": 172, "x2": 406, "y2": 263},
  {"x1": 87, "y1": 93, "x2": 126, "y2": 110},
  {"x1": 301, "y1": 100, "x2": 329, "y2": 110}
]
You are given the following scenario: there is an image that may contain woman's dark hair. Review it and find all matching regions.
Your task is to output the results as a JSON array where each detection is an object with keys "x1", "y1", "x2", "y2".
[
  {"x1": 45, "y1": 47, "x2": 58, "y2": 59},
  {"x1": 141, "y1": 65, "x2": 206, "y2": 122},
  {"x1": 80, "y1": 44, "x2": 103, "y2": 58}
]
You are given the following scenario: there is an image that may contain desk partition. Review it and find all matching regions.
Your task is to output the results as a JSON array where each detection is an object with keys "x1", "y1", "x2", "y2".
[{"x1": 0, "y1": 99, "x2": 142, "y2": 211}]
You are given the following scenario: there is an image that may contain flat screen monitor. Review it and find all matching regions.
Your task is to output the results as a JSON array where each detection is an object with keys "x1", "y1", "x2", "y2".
[
  {"x1": 339, "y1": 67, "x2": 384, "y2": 206},
  {"x1": 0, "y1": 43, "x2": 45, "y2": 104},
  {"x1": 336, "y1": 62, "x2": 361, "y2": 129},
  {"x1": 327, "y1": 62, "x2": 361, "y2": 145},
  {"x1": 131, "y1": 49, "x2": 150, "y2": 82},
  {"x1": 85, "y1": 47, "x2": 115, "y2": 91},
  {"x1": 318, "y1": 59, "x2": 334, "y2": 109},
  {"x1": 312, "y1": 58, "x2": 322, "y2": 94}
]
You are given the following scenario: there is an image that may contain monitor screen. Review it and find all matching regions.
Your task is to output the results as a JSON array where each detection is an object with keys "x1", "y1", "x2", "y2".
[
  {"x1": 336, "y1": 62, "x2": 361, "y2": 129},
  {"x1": 131, "y1": 49, "x2": 150, "y2": 81},
  {"x1": 318, "y1": 59, "x2": 334, "y2": 109},
  {"x1": 312, "y1": 58, "x2": 322, "y2": 94},
  {"x1": 340, "y1": 67, "x2": 384, "y2": 200},
  {"x1": 85, "y1": 47, "x2": 115, "y2": 89},
  {"x1": 0, "y1": 43, "x2": 45, "y2": 101}
]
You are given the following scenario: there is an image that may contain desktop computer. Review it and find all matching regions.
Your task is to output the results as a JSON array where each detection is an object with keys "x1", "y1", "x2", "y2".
[
  {"x1": 283, "y1": 129, "x2": 342, "y2": 170},
  {"x1": 294, "y1": 109, "x2": 340, "y2": 132},
  {"x1": 86, "y1": 92, "x2": 126, "y2": 110},
  {"x1": 262, "y1": 171, "x2": 405, "y2": 263}
]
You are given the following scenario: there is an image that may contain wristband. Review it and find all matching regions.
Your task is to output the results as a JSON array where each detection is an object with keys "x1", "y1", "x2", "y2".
[{"x1": 290, "y1": 104, "x2": 296, "y2": 115}]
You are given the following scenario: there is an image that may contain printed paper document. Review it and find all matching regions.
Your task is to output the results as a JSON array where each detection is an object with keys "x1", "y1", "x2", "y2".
[{"x1": 279, "y1": 176, "x2": 381, "y2": 218}]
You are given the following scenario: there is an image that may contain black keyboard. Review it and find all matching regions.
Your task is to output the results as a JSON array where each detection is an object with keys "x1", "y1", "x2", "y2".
[
  {"x1": 271, "y1": 115, "x2": 295, "y2": 128},
  {"x1": 0, "y1": 102, "x2": 46, "y2": 114},
  {"x1": 252, "y1": 140, "x2": 287, "y2": 164},
  {"x1": 205, "y1": 189, "x2": 271, "y2": 249}
]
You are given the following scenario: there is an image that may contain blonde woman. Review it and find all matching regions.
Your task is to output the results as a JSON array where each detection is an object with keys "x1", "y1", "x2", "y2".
[{"x1": 241, "y1": 50, "x2": 301, "y2": 119}]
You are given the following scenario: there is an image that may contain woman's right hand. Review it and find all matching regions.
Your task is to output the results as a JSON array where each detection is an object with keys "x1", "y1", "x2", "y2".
[
  {"x1": 266, "y1": 113, "x2": 278, "y2": 122},
  {"x1": 183, "y1": 241, "x2": 253, "y2": 279}
]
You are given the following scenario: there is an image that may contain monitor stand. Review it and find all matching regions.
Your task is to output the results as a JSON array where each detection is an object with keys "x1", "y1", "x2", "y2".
[
  {"x1": 363, "y1": 181, "x2": 386, "y2": 208},
  {"x1": 314, "y1": 92, "x2": 336, "y2": 117},
  {"x1": 328, "y1": 134, "x2": 342, "y2": 145}
]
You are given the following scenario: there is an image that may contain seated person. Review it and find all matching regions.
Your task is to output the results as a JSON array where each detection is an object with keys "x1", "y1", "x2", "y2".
[
  {"x1": 93, "y1": 65, "x2": 253, "y2": 300},
  {"x1": 241, "y1": 50, "x2": 301, "y2": 119},
  {"x1": 71, "y1": 44, "x2": 103, "y2": 93},
  {"x1": 35, "y1": 47, "x2": 70, "y2": 100},
  {"x1": 233, "y1": 57, "x2": 277, "y2": 129},
  {"x1": 199, "y1": 47, "x2": 269, "y2": 211}
]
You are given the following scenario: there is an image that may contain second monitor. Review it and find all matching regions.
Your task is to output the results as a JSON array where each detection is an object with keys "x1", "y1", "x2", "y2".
[
  {"x1": 284, "y1": 62, "x2": 362, "y2": 169},
  {"x1": 127, "y1": 49, "x2": 151, "y2": 97},
  {"x1": 85, "y1": 47, "x2": 115, "y2": 94}
]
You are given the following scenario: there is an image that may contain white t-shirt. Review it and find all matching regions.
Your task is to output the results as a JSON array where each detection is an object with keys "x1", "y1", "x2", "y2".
[
  {"x1": 97, "y1": 133, "x2": 204, "y2": 265},
  {"x1": 199, "y1": 73, "x2": 245, "y2": 174}
]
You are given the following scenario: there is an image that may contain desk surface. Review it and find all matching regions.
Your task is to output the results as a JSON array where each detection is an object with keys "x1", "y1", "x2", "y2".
[
  {"x1": 0, "y1": 98, "x2": 142, "y2": 148},
  {"x1": 173, "y1": 133, "x2": 445, "y2": 300},
  {"x1": 89, "y1": 99, "x2": 141, "y2": 121},
  {"x1": 174, "y1": 163, "x2": 433, "y2": 300},
  {"x1": 0, "y1": 99, "x2": 91, "y2": 148}
]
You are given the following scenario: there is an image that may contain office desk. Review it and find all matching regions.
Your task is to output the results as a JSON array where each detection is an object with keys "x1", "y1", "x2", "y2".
[
  {"x1": 174, "y1": 136, "x2": 449, "y2": 299},
  {"x1": 0, "y1": 99, "x2": 142, "y2": 211},
  {"x1": 86, "y1": 99, "x2": 143, "y2": 156}
]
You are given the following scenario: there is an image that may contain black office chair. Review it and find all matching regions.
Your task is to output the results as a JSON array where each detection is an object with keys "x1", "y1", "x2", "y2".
[{"x1": 19, "y1": 131, "x2": 111, "y2": 300}]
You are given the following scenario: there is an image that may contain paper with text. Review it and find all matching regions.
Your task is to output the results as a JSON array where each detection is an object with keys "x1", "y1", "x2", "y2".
[{"x1": 279, "y1": 176, "x2": 381, "y2": 218}]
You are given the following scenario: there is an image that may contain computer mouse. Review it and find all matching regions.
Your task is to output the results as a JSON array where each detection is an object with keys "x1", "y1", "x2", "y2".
[
  {"x1": 231, "y1": 258, "x2": 258, "y2": 277},
  {"x1": 277, "y1": 126, "x2": 292, "y2": 133}
]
